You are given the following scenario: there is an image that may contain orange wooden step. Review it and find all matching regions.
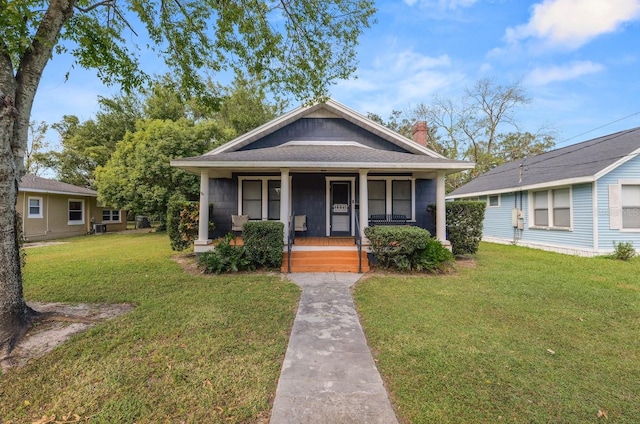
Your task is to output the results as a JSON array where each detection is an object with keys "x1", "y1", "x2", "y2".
[{"x1": 282, "y1": 250, "x2": 369, "y2": 273}]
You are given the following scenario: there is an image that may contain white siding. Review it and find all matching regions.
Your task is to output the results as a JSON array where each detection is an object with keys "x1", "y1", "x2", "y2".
[{"x1": 596, "y1": 157, "x2": 640, "y2": 253}]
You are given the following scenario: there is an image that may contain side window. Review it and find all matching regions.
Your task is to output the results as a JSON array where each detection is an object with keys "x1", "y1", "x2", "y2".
[
  {"x1": 68, "y1": 200, "x2": 84, "y2": 224},
  {"x1": 28, "y1": 197, "x2": 43, "y2": 218}
]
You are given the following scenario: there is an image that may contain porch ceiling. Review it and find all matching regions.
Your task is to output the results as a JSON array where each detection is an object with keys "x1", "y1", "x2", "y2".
[{"x1": 171, "y1": 145, "x2": 474, "y2": 177}]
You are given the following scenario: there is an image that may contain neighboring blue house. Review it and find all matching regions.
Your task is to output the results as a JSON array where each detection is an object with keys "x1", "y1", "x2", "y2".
[
  {"x1": 448, "y1": 127, "x2": 640, "y2": 256},
  {"x1": 171, "y1": 99, "x2": 473, "y2": 254}
]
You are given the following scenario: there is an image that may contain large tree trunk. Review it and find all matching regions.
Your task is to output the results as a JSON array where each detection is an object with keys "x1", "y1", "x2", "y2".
[
  {"x1": 0, "y1": 0, "x2": 77, "y2": 356},
  {"x1": 0, "y1": 93, "x2": 37, "y2": 357}
]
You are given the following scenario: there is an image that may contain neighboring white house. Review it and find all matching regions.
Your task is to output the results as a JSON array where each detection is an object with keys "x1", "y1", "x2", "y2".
[{"x1": 448, "y1": 127, "x2": 640, "y2": 256}]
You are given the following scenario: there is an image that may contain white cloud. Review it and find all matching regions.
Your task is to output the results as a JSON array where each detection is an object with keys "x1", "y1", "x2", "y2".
[
  {"x1": 506, "y1": 0, "x2": 640, "y2": 49},
  {"x1": 333, "y1": 49, "x2": 465, "y2": 116},
  {"x1": 525, "y1": 61, "x2": 605, "y2": 86},
  {"x1": 403, "y1": 0, "x2": 478, "y2": 9}
]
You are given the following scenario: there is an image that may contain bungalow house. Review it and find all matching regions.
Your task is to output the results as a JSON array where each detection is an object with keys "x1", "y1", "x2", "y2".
[
  {"x1": 447, "y1": 127, "x2": 640, "y2": 256},
  {"x1": 18, "y1": 174, "x2": 127, "y2": 241},
  {"x1": 170, "y1": 99, "x2": 473, "y2": 272}
]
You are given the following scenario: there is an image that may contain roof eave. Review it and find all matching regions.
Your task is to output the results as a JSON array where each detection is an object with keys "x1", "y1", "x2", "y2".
[
  {"x1": 447, "y1": 175, "x2": 596, "y2": 199},
  {"x1": 19, "y1": 187, "x2": 98, "y2": 197},
  {"x1": 171, "y1": 159, "x2": 474, "y2": 175}
]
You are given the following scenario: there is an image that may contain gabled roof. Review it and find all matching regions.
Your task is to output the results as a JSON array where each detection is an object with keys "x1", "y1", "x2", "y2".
[
  {"x1": 448, "y1": 127, "x2": 640, "y2": 197},
  {"x1": 19, "y1": 174, "x2": 97, "y2": 197},
  {"x1": 172, "y1": 99, "x2": 474, "y2": 175},
  {"x1": 206, "y1": 99, "x2": 446, "y2": 158}
]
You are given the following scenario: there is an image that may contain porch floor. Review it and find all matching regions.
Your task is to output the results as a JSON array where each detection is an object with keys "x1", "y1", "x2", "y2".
[{"x1": 230, "y1": 236, "x2": 358, "y2": 247}]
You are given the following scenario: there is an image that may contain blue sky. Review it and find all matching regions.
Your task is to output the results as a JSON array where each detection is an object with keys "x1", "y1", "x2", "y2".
[{"x1": 33, "y1": 0, "x2": 640, "y2": 148}]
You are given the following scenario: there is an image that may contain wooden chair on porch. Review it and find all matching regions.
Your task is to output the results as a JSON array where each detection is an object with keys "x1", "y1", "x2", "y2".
[
  {"x1": 294, "y1": 215, "x2": 307, "y2": 234},
  {"x1": 231, "y1": 214, "x2": 249, "y2": 233}
]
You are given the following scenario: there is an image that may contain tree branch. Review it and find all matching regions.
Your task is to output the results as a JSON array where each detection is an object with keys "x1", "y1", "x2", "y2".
[{"x1": 74, "y1": 0, "x2": 116, "y2": 13}]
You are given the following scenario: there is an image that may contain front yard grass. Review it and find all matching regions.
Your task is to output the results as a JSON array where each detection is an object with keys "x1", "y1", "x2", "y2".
[
  {"x1": 355, "y1": 242, "x2": 640, "y2": 423},
  {"x1": 1, "y1": 232, "x2": 299, "y2": 423}
]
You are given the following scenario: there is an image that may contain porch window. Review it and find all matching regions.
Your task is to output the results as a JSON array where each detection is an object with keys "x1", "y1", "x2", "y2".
[
  {"x1": 621, "y1": 185, "x2": 640, "y2": 229},
  {"x1": 268, "y1": 180, "x2": 281, "y2": 220},
  {"x1": 242, "y1": 180, "x2": 262, "y2": 220},
  {"x1": 368, "y1": 180, "x2": 386, "y2": 216},
  {"x1": 102, "y1": 209, "x2": 121, "y2": 222},
  {"x1": 239, "y1": 177, "x2": 282, "y2": 220},
  {"x1": 28, "y1": 197, "x2": 43, "y2": 218},
  {"x1": 367, "y1": 177, "x2": 415, "y2": 220},
  {"x1": 68, "y1": 200, "x2": 84, "y2": 225},
  {"x1": 392, "y1": 180, "x2": 411, "y2": 217}
]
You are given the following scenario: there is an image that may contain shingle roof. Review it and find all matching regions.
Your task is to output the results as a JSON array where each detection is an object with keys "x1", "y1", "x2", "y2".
[
  {"x1": 179, "y1": 144, "x2": 468, "y2": 166},
  {"x1": 448, "y1": 127, "x2": 640, "y2": 197},
  {"x1": 19, "y1": 174, "x2": 97, "y2": 196}
]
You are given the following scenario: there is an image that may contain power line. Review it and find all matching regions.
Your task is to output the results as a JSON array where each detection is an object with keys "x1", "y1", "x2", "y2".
[{"x1": 555, "y1": 111, "x2": 640, "y2": 147}]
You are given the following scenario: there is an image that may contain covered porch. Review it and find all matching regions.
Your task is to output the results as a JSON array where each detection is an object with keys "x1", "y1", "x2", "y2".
[{"x1": 189, "y1": 166, "x2": 457, "y2": 253}]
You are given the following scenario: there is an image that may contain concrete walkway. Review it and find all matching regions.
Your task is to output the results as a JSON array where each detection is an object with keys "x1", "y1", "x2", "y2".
[{"x1": 270, "y1": 273, "x2": 399, "y2": 424}]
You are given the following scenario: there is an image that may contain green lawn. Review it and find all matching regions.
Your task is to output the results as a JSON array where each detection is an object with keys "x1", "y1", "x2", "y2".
[
  {"x1": 354, "y1": 243, "x2": 640, "y2": 423},
  {"x1": 1, "y1": 232, "x2": 300, "y2": 423}
]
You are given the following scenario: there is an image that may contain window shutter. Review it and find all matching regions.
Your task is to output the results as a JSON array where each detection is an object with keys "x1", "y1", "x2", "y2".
[{"x1": 609, "y1": 184, "x2": 621, "y2": 230}]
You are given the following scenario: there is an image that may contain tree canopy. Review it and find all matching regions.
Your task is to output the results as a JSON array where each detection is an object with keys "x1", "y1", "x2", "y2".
[
  {"x1": 1, "y1": 0, "x2": 376, "y2": 355},
  {"x1": 371, "y1": 78, "x2": 557, "y2": 191}
]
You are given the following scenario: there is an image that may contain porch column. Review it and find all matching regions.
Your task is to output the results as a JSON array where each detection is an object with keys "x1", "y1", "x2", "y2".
[
  {"x1": 359, "y1": 169, "x2": 369, "y2": 240},
  {"x1": 436, "y1": 171, "x2": 449, "y2": 247},
  {"x1": 280, "y1": 168, "x2": 290, "y2": 244},
  {"x1": 196, "y1": 169, "x2": 211, "y2": 245}
]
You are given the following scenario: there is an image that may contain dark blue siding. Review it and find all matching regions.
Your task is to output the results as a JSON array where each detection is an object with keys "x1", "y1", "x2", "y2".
[
  {"x1": 415, "y1": 179, "x2": 436, "y2": 234},
  {"x1": 291, "y1": 174, "x2": 326, "y2": 237},
  {"x1": 242, "y1": 118, "x2": 410, "y2": 153},
  {"x1": 209, "y1": 178, "x2": 237, "y2": 238}
]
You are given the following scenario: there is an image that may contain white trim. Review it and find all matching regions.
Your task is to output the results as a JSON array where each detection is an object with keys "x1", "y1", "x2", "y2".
[
  {"x1": 528, "y1": 186, "x2": 573, "y2": 230},
  {"x1": 237, "y1": 176, "x2": 284, "y2": 220},
  {"x1": 171, "y1": 159, "x2": 474, "y2": 172},
  {"x1": 278, "y1": 140, "x2": 373, "y2": 149},
  {"x1": 487, "y1": 194, "x2": 500, "y2": 208},
  {"x1": 483, "y1": 236, "x2": 600, "y2": 257},
  {"x1": 367, "y1": 176, "x2": 416, "y2": 221},
  {"x1": 594, "y1": 148, "x2": 640, "y2": 179},
  {"x1": 101, "y1": 209, "x2": 122, "y2": 223},
  {"x1": 593, "y1": 181, "x2": 598, "y2": 251},
  {"x1": 447, "y1": 176, "x2": 594, "y2": 199},
  {"x1": 325, "y1": 176, "x2": 356, "y2": 237},
  {"x1": 19, "y1": 188, "x2": 97, "y2": 197},
  {"x1": 27, "y1": 196, "x2": 43, "y2": 218},
  {"x1": 68, "y1": 199, "x2": 85, "y2": 225},
  {"x1": 618, "y1": 179, "x2": 640, "y2": 231}
]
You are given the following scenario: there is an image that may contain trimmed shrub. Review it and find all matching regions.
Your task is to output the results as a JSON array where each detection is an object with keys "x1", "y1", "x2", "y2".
[
  {"x1": 365, "y1": 226, "x2": 452, "y2": 272},
  {"x1": 612, "y1": 241, "x2": 636, "y2": 261},
  {"x1": 243, "y1": 221, "x2": 284, "y2": 269},
  {"x1": 167, "y1": 195, "x2": 214, "y2": 251},
  {"x1": 415, "y1": 238, "x2": 455, "y2": 273},
  {"x1": 198, "y1": 234, "x2": 253, "y2": 274},
  {"x1": 429, "y1": 201, "x2": 486, "y2": 256}
]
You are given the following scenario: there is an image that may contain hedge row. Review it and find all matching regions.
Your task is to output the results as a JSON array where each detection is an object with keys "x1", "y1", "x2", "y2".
[{"x1": 364, "y1": 226, "x2": 453, "y2": 272}]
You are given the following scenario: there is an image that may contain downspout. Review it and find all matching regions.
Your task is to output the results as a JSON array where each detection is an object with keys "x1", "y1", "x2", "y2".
[{"x1": 22, "y1": 193, "x2": 27, "y2": 239}]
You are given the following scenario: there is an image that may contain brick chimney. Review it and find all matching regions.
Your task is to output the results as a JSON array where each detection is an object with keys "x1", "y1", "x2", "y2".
[{"x1": 412, "y1": 121, "x2": 428, "y2": 147}]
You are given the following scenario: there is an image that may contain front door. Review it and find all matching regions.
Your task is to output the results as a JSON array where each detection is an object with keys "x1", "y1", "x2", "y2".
[{"x1": 330, "y1": 181, "x2": 351, "y2": 236}]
